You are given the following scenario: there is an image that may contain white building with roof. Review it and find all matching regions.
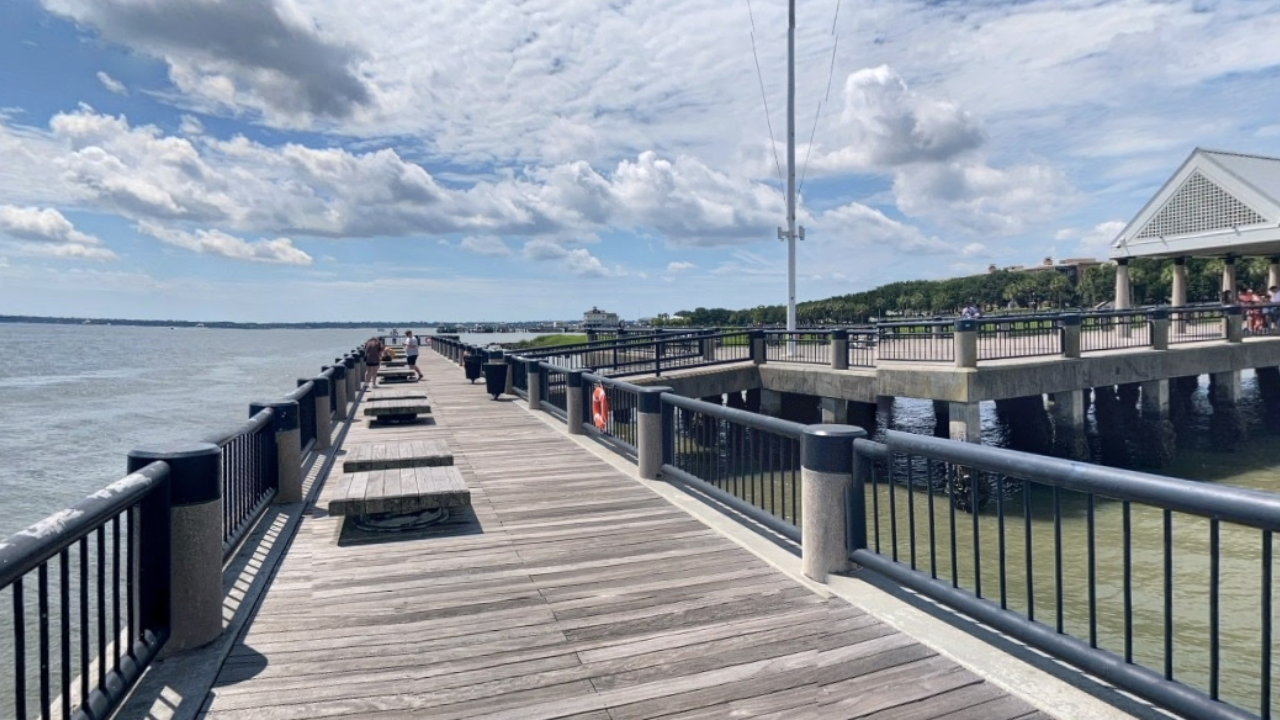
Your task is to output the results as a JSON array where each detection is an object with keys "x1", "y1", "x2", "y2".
[{"x1": 1110, "y1": 148, "x2": 1280, "y2": 307}]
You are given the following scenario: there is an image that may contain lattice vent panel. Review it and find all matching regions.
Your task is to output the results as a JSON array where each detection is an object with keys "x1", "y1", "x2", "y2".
[{"x1": 1135, "y1": 171, "x2": 1267, "y2": 239}]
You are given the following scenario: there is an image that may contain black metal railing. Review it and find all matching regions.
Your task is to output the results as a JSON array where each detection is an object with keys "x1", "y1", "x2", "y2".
[
  {"x1": 976, "y1": 316, "x2": 1062, "y2": 360},
  {"x1": 209, "y1": 409, "x2": 278, "y2": 561},
  {"x1": 581, "y1": 373, "x2": 642, "y2": 455},
  {"x1": 540, "y1": 364, "x2": 568, "y2": 419},
  {"x1": 849, "y1": 330, "x2": 877, "y2": 368},
  {"x1": 661, "y1": 394, "x2": 803, "y2": 540},
  {"x1": 764, "y1": 331, "x2": 829, "y2": 364},
  {"x1": 289, "y1": 382, "x2": 316, "y2": 452},
  {"x1": 851, "y1": 430, "x2": 1277, "y2": 720},
  {"x1": 511, "y1": 359, "x2": 528, "y2": 399},
  {"x1": 0, "y1": 462, "x2": 171, "y2": 720},
  {"x1": 876, "y1": 321, "x2": 955, "y2": 363},
  {"x1": 1169, "y1": 307, "x2": 1228, "y2": 344},
  {"x1": 1081, "y1": 311, "x2": 1151, "y2": 352}
]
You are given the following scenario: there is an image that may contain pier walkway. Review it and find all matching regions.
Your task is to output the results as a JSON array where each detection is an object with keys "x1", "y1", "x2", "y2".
[{"x1": 197, "y1": 352, "x2": 1053, "y2": 720}]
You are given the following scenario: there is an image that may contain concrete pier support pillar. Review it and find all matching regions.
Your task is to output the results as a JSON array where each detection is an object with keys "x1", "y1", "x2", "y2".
[
  {"x1": 1209, "y1": 370, "x2": 1245, "y2": 451},
  {"x1": 1222, "y1": 255, "x2": 1238, "y2": 302},
  {"x1": 566, "y1": 370, "x2": 584, "y2": 435},
  {"x1": 932, "y1": 400, "x2": 950, "y2": 438},
  {"x1": 848, "y1": 401, "x2": 876, "y2": 435},
  {"x1": 1270, "y1": 257, "x2": 1280, "y2": 292},
  {"x1": 1114, "y1": 258, "x2": 1132, "y2": 310},
  {"x1": 249, "y1": 400, "x2": 302, "y2": 504},
  {"x1": 1256, "y1": 367, "x2": 1280, "y2": 431},
  {"x1": 126, "y1": 443, "x2": 223, "y2": 655},
  {"x1": 1140, "y1": 379, "x2": 1169, "y2": 419},
  {"x1": 948, "y1": 401, "x2": 981, "y2": 443},
  {"x1": 1050, "y1": 391, "x2": 1088, "y2": 459},
  {"x1": 876, "y1": 396, "x2": 895, "y2": 430},
  {"x1": 637, "y1": 387, "x2": 671, "y2": 479},
  {"x1": 1210, "y1": 371, "x2": 1240, "y2": 406},
  {"x1": 800, "y1": 424, "x2": 864, "y2": 582},
  {"x1": 820, "y1": 397, "x2": 848, "y2": 424},
  {"x1": 780, "y1": 392, "x2": 821, "y2": 425},
  {"x1": 744, "y1": 388, "x2": 762, "y2": 413},
  {"x1": 760, "y1": 389, "x2": 783, "y2": 417},
  {"x1": 725, "y1": 390, "x2": 747, "y2": 410}
]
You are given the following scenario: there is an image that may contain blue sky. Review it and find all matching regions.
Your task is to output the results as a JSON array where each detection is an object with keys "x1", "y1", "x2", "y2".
[{"x1": 3, "y1": 0, "x2": 1280, "y2": 322}]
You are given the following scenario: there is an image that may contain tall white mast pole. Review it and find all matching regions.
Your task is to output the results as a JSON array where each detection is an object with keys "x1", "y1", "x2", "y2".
[{"x1": 785, "y1": 0, "x2": 798, "y2": 335}]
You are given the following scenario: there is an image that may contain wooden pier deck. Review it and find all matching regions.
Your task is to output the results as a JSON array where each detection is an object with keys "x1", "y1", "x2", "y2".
[{"x1": 198, "y1": 352, "x2": 1052, "y2": 720}]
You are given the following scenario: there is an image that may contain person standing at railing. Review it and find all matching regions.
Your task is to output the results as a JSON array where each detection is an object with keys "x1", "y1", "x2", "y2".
[
  {"x1": 363, "y1": 335, "x2": 384, "y2": 388},
  {"x1": 1241, "y1": 288, "x2": 1265, "y2": 333},
  {"x1": 403, "y1": 330, "x2": 424, "y2": 380},
  {"x1": 388, "y1": 328, "x2": 400, "y2": 345}
]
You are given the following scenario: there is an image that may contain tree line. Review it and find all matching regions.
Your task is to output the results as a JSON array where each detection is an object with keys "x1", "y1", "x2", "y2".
[{"x1": 664, "y1": 257, "x2": 1276, "y2": 327}]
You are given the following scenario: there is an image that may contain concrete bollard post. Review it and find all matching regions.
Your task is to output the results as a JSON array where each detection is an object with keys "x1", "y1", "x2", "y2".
[
  {"x1": 954, "y1": 319, "x2": 978, "y2": 369},
  {"x1": 526, "y1": 360, "x2": 542, "y2": 410},
  {"x1": 800, "y1": 424, "x2": 864, "y2": 582},
  {"x1": 343, "y1": 356, "x2": 358, "y2": 406},
  {"x1": 504, "y1": 357, "x2": 516, "y2": 396},
  {"x1": 249, "y1": 400, "x2": 302, "y2": 504},
  {"x1": 302, "y1": 376, "x2": 332, "y2": 450},
  {"x1": 1060, "y1": 314, "x2": 1082, "y2": 358},
  {"x1": 126, "y1": 443, "x2": 223, "y2": 655},
  {"x1": 751, "y1": 329, "x2": 767, "y2": 365},
  {"x1": 637, "y1": 386, "x2": 673, "y2": 479},
  {"x1": 566, "y1": 370, "x2": 585, "y2": 434},
  {"x1": 1225, "y1": 305, "x2": 1244, "y2": 343},
  {"x1": 327, "y1": 365, "x2": 348, "y2": 420},
  {"x1": 1149, "y1": 308, "x2": 1169, "y2": 351},
  {"x1": 831, "y1": 329, "x2": 849, "y2": 370}
]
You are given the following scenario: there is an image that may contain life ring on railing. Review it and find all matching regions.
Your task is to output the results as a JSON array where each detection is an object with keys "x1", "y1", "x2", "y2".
[{"x1": 592, "y1": 385, "x2": 610, "y2": 431}]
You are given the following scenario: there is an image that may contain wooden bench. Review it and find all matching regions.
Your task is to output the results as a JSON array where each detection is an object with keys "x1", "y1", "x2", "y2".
[
  {"x1": 342, "y1": 440, "x2": 453, "y2": 472},
  {"x1": 367, "y1": 392, "x2": 430, "y2": 403},
  {"x1": 375, "y1": 367, "x2": 418, "y2": 383},
  {"x1": 363, "y1": 398, "x2": 431, "y2": 421},
  {"x1": 328, "y1": 466, "x2": 471, "y2": 517}
]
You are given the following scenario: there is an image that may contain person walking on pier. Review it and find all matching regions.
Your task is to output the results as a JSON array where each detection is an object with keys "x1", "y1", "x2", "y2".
[
  {"x1": 404, "y1": 330, "x2": 423, "y2": 380},
  {"x1": 363, "y1": 335, "x2": 385, "y2": 389}
]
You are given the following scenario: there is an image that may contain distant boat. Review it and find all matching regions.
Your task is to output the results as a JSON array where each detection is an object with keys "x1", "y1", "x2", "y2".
[
  {"x1": 436, "y1": 325, "x2": 459, "y2": 334},
  {"x1": 82, "y1": 319, "x2": 91, "y2": 324}
]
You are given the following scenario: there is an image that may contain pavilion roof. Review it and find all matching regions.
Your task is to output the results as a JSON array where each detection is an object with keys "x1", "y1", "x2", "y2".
[{"x1": 1111, "y1": 148, "x2": 1280, "y2": 260}]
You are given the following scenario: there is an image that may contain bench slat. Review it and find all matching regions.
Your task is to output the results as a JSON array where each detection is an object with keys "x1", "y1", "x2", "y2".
[{"x1": 329, "y1": 465, "x2": 471, "y2": 517}]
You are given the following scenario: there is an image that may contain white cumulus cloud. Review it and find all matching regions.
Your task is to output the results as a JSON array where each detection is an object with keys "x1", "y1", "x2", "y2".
[
  {"x1": 96, "y1": 71, "x2": 127, "y2": 95},
  {"x1": 0, "y1": 205, "x2": 116, "y2": 260},
  {"x1": 459, "y1": 235, "x2": 511, "y2": 256},
  {"x1": 137, "y1": 221, "x2": 312, "y2": 265}
]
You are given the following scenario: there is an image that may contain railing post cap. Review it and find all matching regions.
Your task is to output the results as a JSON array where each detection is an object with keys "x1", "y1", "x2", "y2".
[
  {"x1": 954, "y1": 319, "x2": 977, "y2": 332},
  {"x1": 1060, "y1": 313, "x2": 1082, "y2": 326},
  {"x1": 1149, "y1": 307, "x2": 1169, "y2": 320},
  {"x1": 1225, "y1": 304, "x2": 1244, "y2": 316},
  {"x1": 250, "y1": 399, "x2": 299, "y2": 432},
  {"x1": 831, "y1": 328, "x2": 848, "y2": 340},
  {"x1": 637, "y1": 385, "x2": 672, "y2": 413},
  {"x1": 310, "y1": 375, "x2": 331, "y2": 396},
  {"x1": 126, "y1": 442, "x2": 221, "y2": 505},
  {"x1": 566, "y1": 369, "x2": 584, "y2": 388},
  {"x1": 342, "y1": 356, "x2": 356, "y2": 368},
  {"x1": 801, "y1": 424, "x2": 864, "y2": 475}
]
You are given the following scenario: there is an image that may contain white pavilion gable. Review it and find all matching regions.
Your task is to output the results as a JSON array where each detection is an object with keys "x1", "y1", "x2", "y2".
[{"x1": 1112, "y1": 149, "x2": 1280, "y2": 260}]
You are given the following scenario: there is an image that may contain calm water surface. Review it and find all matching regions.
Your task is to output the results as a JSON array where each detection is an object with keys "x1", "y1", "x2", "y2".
[{"x1": 0, "y1": 325, "x2": 545, "y2": 537}]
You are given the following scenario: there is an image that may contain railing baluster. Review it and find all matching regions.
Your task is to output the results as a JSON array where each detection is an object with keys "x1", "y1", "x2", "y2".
[
  {"x1": 1053, "y1": 486, "x2": 1063, "y2": 634},
  {"x1": 997, "y1": 476, "x2": 1007, "y2": 609},
  {"x1": 1209, "y1": 518, "x2": 1220, "y2": 700},
  {"x1": 1163, "y1": 509, "x2": 1173, "y2": 680},
  {"x1": 14, "y1": 578, "x2": 26, "y2": 720},
  {"x1": 96, "y1": 525, "x2": 106, "y2": 693},
  {"x1": 38, "y1": 564, "x2": 49, "y2": 720},
  {"x1": 907, "y1": 458, "x2": 917, "y2": 571},
  {"x1": 1087, "y1": 494, "x2": 1097, "y2": 648},
  {"x1": 79, "y1": 536, "x2": 89, "y2": 711},
  {"x1": 1262, "y1": 530, "x2": 1273, "y2": 720},
  {"x1": 928, "y1": 460, "x2": 938, "y2": 580},
  {"x1": 59, "y1": 549, "x2": 70, "y2": 720},
  {"x1": 1124, "y1": 501, "x2": 1133, "y2": 663},
  {"x1": 972, "y1": 471, "x2": 982, "y2": 599},
  {"x1": 1024, "y1": 489, "x2": 1034, "y2": 622}
]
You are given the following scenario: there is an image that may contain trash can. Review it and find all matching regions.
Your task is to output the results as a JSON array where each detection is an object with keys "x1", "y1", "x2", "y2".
[
  {"x1": 463, "y1": 352, "x2": 483, "y2": 383},
  {"x1": 483, "y1": 362, "x2": 507, "y2": 400}
]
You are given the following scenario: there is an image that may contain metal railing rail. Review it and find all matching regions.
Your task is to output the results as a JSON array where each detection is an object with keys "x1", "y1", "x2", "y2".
[
  {"x1": 851, "y1": 430, "x2": 1277, "y2": 720},
  {"x1": 1171, "y1": 307, "x2": 1228, "y2": 344},
  {"x1": 580, "y1": 372, "x2": 644, "y2": 456},
  {"x1": 205, "y1": 409, "x2": 278, "y2": 562},
  {"x1": 763, "y1": 331, "x2": 829, "y2": 364},
  {"x1": 1080, "y1": 310, "x2": 1151, "y2": 353},
  {"x1": 539, "y1": 364, "x2": 569, "y2": 420},
  {"x1": 975, "y1": 315, "x2": 1063, "y2": 360},
  {"x1": 0, "y1": 462, "x2": 172, "y2": 720},
  {"x1": 876, "y1": 320, "x2": 955, "y2": 363}
]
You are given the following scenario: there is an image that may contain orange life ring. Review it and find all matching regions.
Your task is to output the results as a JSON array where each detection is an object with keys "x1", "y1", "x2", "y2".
[{"x1": 592, "y1": 385, "x2": 610, "y2": 431}]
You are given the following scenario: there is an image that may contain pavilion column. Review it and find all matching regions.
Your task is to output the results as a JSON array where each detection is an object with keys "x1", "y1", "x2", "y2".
[
  {"x1": 1114, "y1": 257, "x2": 1132, "y2": 310},
  {"x1": 1269, "y1": 255, "x2": 1280, "y2": 291},
  {"x1": 1171, "y1": 256, "x2": 1187, "y2": 307},
  {"x1": 1222, "y1": 254, "x2": 1238, "y2": 302}
]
